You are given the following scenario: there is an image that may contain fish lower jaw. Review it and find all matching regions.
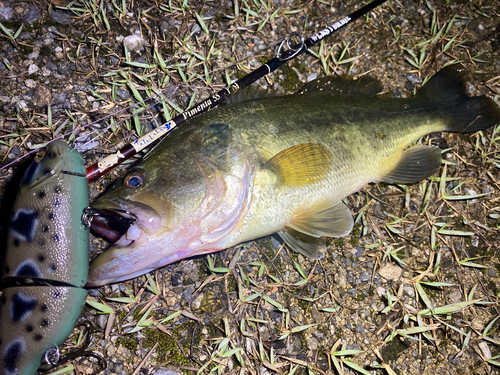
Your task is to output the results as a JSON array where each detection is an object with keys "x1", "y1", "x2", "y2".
[{"x1": 115, "y1": 224, "x2": 143, "y2": 247}]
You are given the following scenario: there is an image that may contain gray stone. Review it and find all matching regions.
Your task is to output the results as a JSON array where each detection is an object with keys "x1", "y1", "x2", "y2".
[
  {"x1": 379, "y1": 263, "x2": 402, "y2": 281},
  {"x1": 488, "y1": 267, "x2": 498, "y2": 278},
  {"x1": 58, "y1": 61, "x2": 74, "y2": 75},
  {"x1": 393, "y1": 89, "x2": 402, "y2": 98},
  {"x1": 171, "y1": 273, "x2": 182, "y2": 286},
  {"x1": 181, "y1": 287, "x2": 192, "y2": 301},
  {"x1": 306, "y1": 73, "x2": 318, "y2": 82},
  {"x1": 271, "y1": 236, "x2": 281, "y2": 249},
  {"x1": 356, "y1": 324, "x2": 364, "y2": 333},
  {"x1": 117, "y1": 87, "x2": 130, "y2": 100},
  {"x1": 403, "y1": 284, "x2": 415, "y2": 298},
  {"x1": 28, "y1": 64, "x2": 39, "y2": 74},
  {"x1": 0, "y1": 7, "x2": 12, "y2": 21},
  {"x1": 359, "y1": 271, "x2": 371, "y2": 282},
  {"x1": 123, "y1": 34, "x2": 146, "y2": 53},
  {"x1": 97, "y1": 314, "x2": 108, "y2": 330},
  {"x1": 406, "y1": 73, "x2": 421, "y2": 84},
  {"x1": 45, "y1": 61, "x2": 58, "y2": 70},
  {"x1": 155, "y1": 369, "x2": 183, "y2": 375},
  {"x1": 23, "y1": 8, "x2": 41, "y2": 24},
  {"x1": 448, "y1": 354, "x2": 461, "y2": 366},
  {"x1": 50, "y1": 10, "x2": 72, "y2": 25},
  {"x1": 190, "y1": 23, "x2": 202, "y2": 38},
  {"x1": 347, "y1": 272, "x2": 355, "y2": 284},
  {"x1": 109, "y1": 55, "x2": 120, "y2": 65},
  {"x1": 347, "y1": 288, "x2": 357, "y2": 297},
  {"x1": 336, "y1": 267, "x2": 347, "y2": 287}
]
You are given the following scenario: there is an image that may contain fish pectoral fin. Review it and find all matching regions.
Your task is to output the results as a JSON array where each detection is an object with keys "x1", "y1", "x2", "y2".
[
  {"x1": 287, "y1": 198, "x2": 354, "y2": 238},
  {"x1": 278, "y1": 229, "x2": 326, "y2": 260},
  {"x1": 381, "y1": 145, "x2": 442, "y2": 184},
  {"x1": 265, "y1": 143, "x2": 332, "y2": 186}
]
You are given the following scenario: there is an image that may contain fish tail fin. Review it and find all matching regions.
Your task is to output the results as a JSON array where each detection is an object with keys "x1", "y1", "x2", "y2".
[{"x1": 415, "y1": 65, "x2": 500, "y2": 133}]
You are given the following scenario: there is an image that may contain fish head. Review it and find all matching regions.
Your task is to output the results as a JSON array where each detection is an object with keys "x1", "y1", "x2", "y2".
[
  {"x1": 89, "y1": 167, "x2": 165, "y2": 246},
  {"x1": 88, "y1": 123, "x2": 255, "y2": 286}
]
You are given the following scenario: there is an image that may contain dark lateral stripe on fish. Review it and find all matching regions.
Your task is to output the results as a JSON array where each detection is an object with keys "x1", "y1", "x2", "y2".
[
  {"x1": 2, "y1": 276, "x2": 81, "y2": 290},
  {"x1": 60, "y1": 170, "x2": 87, "y2": 177}
]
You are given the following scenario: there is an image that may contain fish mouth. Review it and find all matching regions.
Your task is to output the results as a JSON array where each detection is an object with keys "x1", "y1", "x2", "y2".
[
  {"x1": 89, "y1": 199, "x2": 162, "y2": 247},
  {"x1": 88, "y1": 208, "x2": 139, "y2": 245}
]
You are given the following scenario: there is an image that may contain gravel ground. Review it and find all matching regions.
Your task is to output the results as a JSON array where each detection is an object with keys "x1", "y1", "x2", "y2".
[{"x1": 1, "y1": 1, "x2": 500, "y2": 375}]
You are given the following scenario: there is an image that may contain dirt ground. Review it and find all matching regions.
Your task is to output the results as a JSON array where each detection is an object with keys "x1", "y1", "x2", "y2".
[{"x1": 1, "y1": 0, "x2": 500, "y2": 374}]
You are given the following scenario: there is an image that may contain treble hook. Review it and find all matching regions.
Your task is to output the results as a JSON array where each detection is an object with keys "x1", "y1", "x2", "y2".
[
  {"x1": 39, "y1": 321, "x2": 107, "y2": 374},
  {"x1": 81, "y1": 206, "x2": 137, "y2": 229}
]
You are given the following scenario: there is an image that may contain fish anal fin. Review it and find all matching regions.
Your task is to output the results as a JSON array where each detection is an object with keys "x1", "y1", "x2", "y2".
[
  {"x1": 382, "y1": 145, "x2": 442, "y2": 184},
  {"x1": 265, "y1": 143, "x2": 332, "y2": 186},
  {"x1": 287, "y1": 198, "x2": 354, "y2": 238},
  {"x1": 278, "y1": 229, "x2": 326, "y2": 260}
]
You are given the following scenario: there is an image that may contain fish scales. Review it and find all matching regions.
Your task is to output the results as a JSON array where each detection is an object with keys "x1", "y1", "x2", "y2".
[
  {"x1": 88, "y1": 66, "x2": 500, "y2": 286},
  {"x1": 186, "y1": 95, "x2": 438, "y2": 243}
]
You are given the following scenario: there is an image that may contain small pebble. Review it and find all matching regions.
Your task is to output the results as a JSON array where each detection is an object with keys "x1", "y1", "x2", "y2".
[
  {"x1": 0, "y1": 7, "x2": 12, "y2": 21},
  {"x1": 28, "y1": 64, "x2": 39, "y2": 75},
  {"x1": 378, "y1": 263, "x2": 402, "y2": 281},
  {"x1": 405, "y1": 81, "x2": 414, "y2": 91},
  {"x1": 50, "y1": 10, "x2": 72, "y2": 25},
  {"x1": 123, "y1": 35, "x2": 146, "y2": 53},
  {"x1": 488, "y1": 267, "x2": 498, "y2": 278},
  {"x1": 406, "y1": 73, "x2": 421, "y2": 83},
  {"x1": 23, "y1": 8, "x2": 41, "y2": 24},
  {"x1": 359, "y1": 271, "x2": 371, "y2": 282}
]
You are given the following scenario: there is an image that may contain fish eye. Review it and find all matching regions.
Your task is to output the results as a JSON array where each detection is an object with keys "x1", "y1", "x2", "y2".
[
  {"x1": 125, "y1": 172, "x2": 145, "y2": 188},
  {"x1": 34, "y1": 148, "x2": 46, "y2": 163}
]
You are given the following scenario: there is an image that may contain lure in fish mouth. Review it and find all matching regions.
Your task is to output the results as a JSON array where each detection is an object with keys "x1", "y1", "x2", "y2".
[
  {"x1": 89, "y1": 198, "x2": 161, "y2": 247},
  {"x1": 87, "y1": 66, "x2": 500, "y2": 287}
]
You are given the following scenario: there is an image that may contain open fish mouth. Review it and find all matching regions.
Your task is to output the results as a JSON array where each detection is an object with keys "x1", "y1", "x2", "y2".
[
  {"x1": 88, "y1": 208, "x2": 138, "y2": 245},
  {"x1": 88, "y1": 199, "x2": 162, "y2": 247}
]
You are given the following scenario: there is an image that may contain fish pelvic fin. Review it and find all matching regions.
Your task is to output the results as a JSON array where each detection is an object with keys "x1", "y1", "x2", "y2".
[
  {"x1": 287, "y1": 198, "x2": 354, "y2": 238},
  {"x1": 381, "y1": 145, "x2": 442, "y2": 184},
  {"x1": 416, "y1": 65, "x2": 500, "y2": 133},
  {"x1": 278, "y1": 198, "x2": 353, "y2": 260},
  {"x1": 278, "y1": 229, "x2": 326, "y2": 260},
  {"x1": 265, "y1": 143, "x2": 332, "y2": 186}
]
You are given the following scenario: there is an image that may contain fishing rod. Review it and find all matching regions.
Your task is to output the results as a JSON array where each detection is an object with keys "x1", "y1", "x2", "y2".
[{"x1": 86, "y1": 0, "x2": 387, "y2": 182}]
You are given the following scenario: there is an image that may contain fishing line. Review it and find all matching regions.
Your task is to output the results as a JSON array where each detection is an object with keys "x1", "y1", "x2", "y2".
[
  {"x1": 0, "y1": 44, "x2": 275, "y2": 172},
  {"x1": 0, "y1": 81, "x2": 187, "y2": 173},
  {"x1": 86, "y1": 0, "x2": 388, "y2": 182}
]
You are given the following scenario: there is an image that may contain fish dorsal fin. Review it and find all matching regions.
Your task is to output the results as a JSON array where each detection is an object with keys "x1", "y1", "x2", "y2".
[
  {"x1": 300, "y1": 76, "x2": 383, "y2": 97},
  {"x1": 265, "y1": 143, "x2": 332, "y2": 186},
  {"x1": 224, "y1": 86, "x2": 279, "y2": 104},
  {"x1": 278, "y1": 229, "x2": 326, "y2": 260},
  {"x1": 381, "y1": 145, "x2": 442, "y2": 184},
  {"x1": 287, "y1": 198, "x2": 354, "y2": 238}
]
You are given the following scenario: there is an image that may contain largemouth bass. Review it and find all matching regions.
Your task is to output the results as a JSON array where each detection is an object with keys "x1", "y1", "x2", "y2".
[{"x1": 88, "y1": 66, "x2": 500, "y2": 286}]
